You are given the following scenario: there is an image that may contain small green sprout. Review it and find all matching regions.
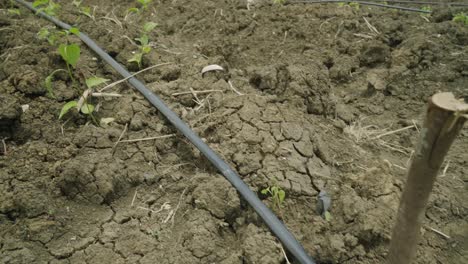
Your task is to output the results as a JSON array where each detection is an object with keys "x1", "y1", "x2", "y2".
[
  {"x1": 44, "y1": 69, "x2": 66, "y2": 98},
  {"x1": 37, "y1": 27, "x2": 62, "y2": 45},
  {"x1": 72, "y1": 0, "x2": 82, "y2": 7},
  {"x1": 137, "y1": 0, "x2": 153, "y2": 10},
  {"x1": 349, "y1": 2, "x2": 360, "y2": 10},
  {"x1": 33, "y1": 0, "x2": 60, "y2": 16},
  {"x1": 273, "y1": 0, "x2": 286, "y2": 5},
  {"x1": 261, "y1": 185, "x2": 286, "y2": 211},
  {"x1": 128, "y1": 22, "x2": 157, "y2": 68},
  {"x1": 85, "y1": 76, "x2": 110, "y2": 90},
  {"x1": 7, "y1": 9, "x2": 21, "y2": 16},
  {"x1": 59, "y1": 76, "x2": 109, "y2": 121},
  {"x1": 421, "y1": 6, "x2": 432, "y2": 12},
  {"x1": 338, "y1": 2, "x2": 359, "y2": 10},
  {"x1": 324, "y1": 211, "x2": 332, "y2": 221},
  {"x1": 79, "y1": 6, "x2": 94, "y2": 20},
  {"x1": 72, "y1": 0, "x2": 95, "y2": 20},
  {"x1": 420, "y1": 6, "x2": 432, "y2": 17},
  {"x1": 453, "y1": 12, "x2": 468, "y2": 25}
]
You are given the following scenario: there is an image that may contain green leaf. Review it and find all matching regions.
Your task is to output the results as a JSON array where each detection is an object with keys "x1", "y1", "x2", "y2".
[
  {"x1": 143, "y1": 22, "x2": 158, "y2": 33},
  {"x1": 33, "y1": 0, "x2": 49, "y2": 8},
  {"x1": 277, "y1": 190, "x2": 285, "y2": 204},
  {"x1": 80, "y1": 6, "x2": 92, "y2": 17},
  {"x1": 72, "y1": 0, "x2": 82, "y2": 7},
  {"x1": 58, "y1": 44, "x2": 80, "y2": 68},
  {"x1": 80, "y1": 103, "x2": 95, "y2": 115},
  {"x1": 324, "y1": 211, "x2": 332, "y2": 221},
  {"x1": 37, "y1": 28, "x2": 50, "y2": 40},
  {"x1": 136, "y1": 34, "x2": 149, "y2": 46},
  {"x1": 138, "y1": 0, "x2": 152, "y2": 9},
  {"x1": 8, "y1": 9, "x2": 21, "y2": 16},
  {"x1": 45, "y1": 74, "x2": 55, "y2": 98},
  {"x1": 69, "y1": 27, "x2": 80, "y2": 36},
  {"x1": 128, "y1": 53, "x2": 143, "y2": 68},
  {"x1": 260, "y1": 188, "x2": 269, "y2": 195},
  {"x1": 127, "y1": 7, "x2": 139, "y2": 13},
  {"x1": 141, "y1": 45, "x2": 151, "y2": 54},
  {"x1": 59, "y1": 101, "x2": 78, "y2": 119},
  {"x1": 86, "y1": 76, "x2": 110, "y2": 89}
]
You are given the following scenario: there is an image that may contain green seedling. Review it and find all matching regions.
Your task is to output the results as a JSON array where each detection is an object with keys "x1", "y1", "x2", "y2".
[
  {"x1": 126, "y1": 0, "x2": 152, "y2": 16},
  {"x1": 72, "y1": 0, "x2": 95, "y2": 20},
  {"x1": 128, "y1": 22, "x2": 158, "y2": 68},
  {"x1": 44, "y1": 69, "x2": 67, "y2": 98},
  {"x1": 453, "y1": 12, "x2": 468, "y2": 25},
  {"x1": 338, "y1": 2, "x2": 359, "y2": 10},
  {"x1": 79, "y1": 6, "x2": 95, "y2": 20},
  {"x1": 33, "y1": 0, "x2": 60, "y2": 16},
  {"x1": 261, "y1": 185, "x2": 286, "y2": 211},
  {"x1": 7, "y1": 8, "x2": 21, "y2": 16},
  {"x1": 137, "y1": 0, "x2": 153, "y2": 10},
  {"x1": 72, "y1": 0, "x2": 82, "y2": 7},
  {"x1": 55, "y1": 27, "x2": 81, "y2": 83},
  {"x1": 349, "y1": 2, "x2": 360, "y2": 10},
  {"x1": 127, "y1": 7, "x2": 139, "y2": 14},
  {"x1": 421, "y1": 6, "x2": 432, "y2": 17},
  {"x1": 324, "y1": 211, "x2": 332, "y2": 221},
  {"x1": 37, "y1": 27, "x2": 62, "y2": 45},
  {"x1": 59, "y1": 76, "x2": 109, "y2": 121},
  {"x1": 273, "y1": 0, "x2": 286, "y2": 5}
]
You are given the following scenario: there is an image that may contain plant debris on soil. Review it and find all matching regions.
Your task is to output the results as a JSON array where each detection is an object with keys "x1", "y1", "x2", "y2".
[{"x1": 0, "y1": 0, "x2": 467, "y2": 263}]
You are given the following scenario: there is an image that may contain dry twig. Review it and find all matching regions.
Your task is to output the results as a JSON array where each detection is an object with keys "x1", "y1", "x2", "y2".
[
  {"x1": 119, "y1": 134, "x2": 175, "y2": 143},
  {"x1": 99, "y1": 62, "x2": 172, "y2": 92}
]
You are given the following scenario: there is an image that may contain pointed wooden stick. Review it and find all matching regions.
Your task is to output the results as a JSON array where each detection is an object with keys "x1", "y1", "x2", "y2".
[{"x1": 387, "y1": 93, "x2": 467, "y2": 264}]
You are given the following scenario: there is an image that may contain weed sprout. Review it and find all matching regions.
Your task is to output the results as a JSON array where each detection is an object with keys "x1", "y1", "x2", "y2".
[
  {"x1": 32, "y1": 0, "x2": 60, "y2": 16},
  {"x1": 128, "y1": 22, "x2": 158, "y2": 68}
]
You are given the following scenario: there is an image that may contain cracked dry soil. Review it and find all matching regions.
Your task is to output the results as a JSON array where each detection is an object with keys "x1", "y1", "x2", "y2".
[{"x1": 0, "y1": 0, "x2": 467, "y2": 263}]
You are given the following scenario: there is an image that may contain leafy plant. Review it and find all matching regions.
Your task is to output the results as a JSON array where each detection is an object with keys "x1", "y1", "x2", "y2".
[
  {"x1": 453, "y1": 12, "x2": 468, "y2": 25},
  {"x1": 72, "y1": 0, "x2": 95, "y2": 20},
  {"x1": 261, "y1": 185, "x2": 286, "y2": 211},
  {"x1": 33, "y1": 0, "x2": 60, "y2": 16},
  {"x1": 37, "y1": 27, "x2": 62, "y2": 45},
  {"x1": 128, "y1": 22, "x2": 158, "y2": 68},
  {"x1": 59, "y1": 76, "x2": 109, "y2": 121}
]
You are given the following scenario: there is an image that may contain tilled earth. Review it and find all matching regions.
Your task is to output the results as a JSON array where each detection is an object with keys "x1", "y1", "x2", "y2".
[{"x1": 0, "y1": 0, "x2": 467, "y2": 263}]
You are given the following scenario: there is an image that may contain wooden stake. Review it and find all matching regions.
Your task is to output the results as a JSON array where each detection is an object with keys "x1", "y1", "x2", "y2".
[{"x1": 387, "y1": 93, "x2": 468, "y2": 264}]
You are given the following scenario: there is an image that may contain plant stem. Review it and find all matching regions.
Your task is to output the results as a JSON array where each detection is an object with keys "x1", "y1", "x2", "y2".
[
  {"x1": 66, "y1": 62, "x2": 77, "y2": 87},
  {"x1": 387, "y1": 93, "x2": 467, "y2": 264}
]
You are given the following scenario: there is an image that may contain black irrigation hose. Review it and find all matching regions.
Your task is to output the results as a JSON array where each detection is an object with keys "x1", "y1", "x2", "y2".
[
  {"x1": 13, "y1": 0, "x2": 316, "y2": 263},
  {"x1": 363, "y1": 0, "x2": 468, "y2": 7},
  {"x1": 289, "y1": 0, "x2": 432, "y2": 13}
]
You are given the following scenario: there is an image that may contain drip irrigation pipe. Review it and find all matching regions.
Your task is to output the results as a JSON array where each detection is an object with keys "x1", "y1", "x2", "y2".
[
  {"x1": 358, "y1": 0, "x2": 468, "y2": 7},
  {"x1": 13, "y1": 0, "x2": 316, "y2": 263},
  {"x1": 289, "y1": 0, "x2": 433, "y2": 13}
]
